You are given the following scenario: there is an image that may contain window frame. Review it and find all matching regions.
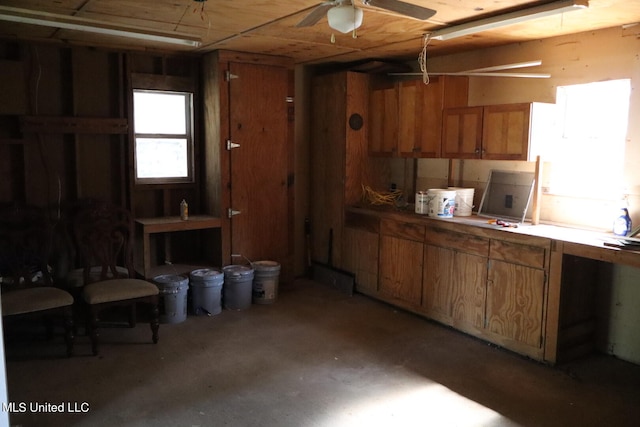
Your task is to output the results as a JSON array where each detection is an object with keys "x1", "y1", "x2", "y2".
[{"x1": 132, "y1": 89, "x2": 195, "y2": 185}]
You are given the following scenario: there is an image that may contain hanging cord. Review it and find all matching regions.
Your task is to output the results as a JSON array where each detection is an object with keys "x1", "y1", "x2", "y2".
[
  {"x1": 418, "y1": 33, "x2": 431, "y2": 85},
  {"x1": 352, "y1": 2, "x2": 358, "y2": 39}
]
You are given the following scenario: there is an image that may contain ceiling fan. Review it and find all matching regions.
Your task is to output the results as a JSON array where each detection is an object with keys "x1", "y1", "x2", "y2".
[{"x1": 296, "y1": 0, "x2": 436, "y2": 34}]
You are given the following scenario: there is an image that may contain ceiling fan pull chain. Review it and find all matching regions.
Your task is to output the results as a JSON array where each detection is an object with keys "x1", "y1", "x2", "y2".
[{"x1": 331, "y1": 33, "x2": 336, "y2": 43}]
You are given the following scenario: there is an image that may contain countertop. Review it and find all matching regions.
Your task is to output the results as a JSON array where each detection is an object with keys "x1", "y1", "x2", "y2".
[{"x1": 347, "y1": 204, "x2": 640, "y2": 267}]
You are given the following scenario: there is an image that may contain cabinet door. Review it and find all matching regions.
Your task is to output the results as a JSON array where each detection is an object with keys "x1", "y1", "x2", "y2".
[
  {"x1": 486, "y1": 260, "x2": 545, "y2": 348},
  {"x1": 451, "y1": 251, "x2": 487, "y2": 330},
  {"x1": 369, "y1": 86, "x2": 398, "y2": 156},
  {"x1": 379, "y1": 235, "x2": 423, "y2": 305},
  {"x1": 398, "y1": 78, "x2": 443, "y2": 158},
  {"x1": 442, "y1": 107, "x2": 483, "y2": 158},
  {"x1": 482, "y1": 103, "x2": 531, "y2": 160},
  {"x1": 422, "y1": 245, "x2": 454, "y2": 320},
  {"x1": 423, "y1": 245, "x2": 487, "y2": 329},
  {"x1": 343, "y1": 227, "x2": 379, "y2": 295}
]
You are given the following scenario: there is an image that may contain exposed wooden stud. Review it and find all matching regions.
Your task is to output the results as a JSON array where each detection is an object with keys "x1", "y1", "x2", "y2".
[
  {"x1": 20, "y1": 116, "x2": 129, "y2": 134},
  {"x1": 532, "y1": 155, "x2": 542, "y2": 225}
]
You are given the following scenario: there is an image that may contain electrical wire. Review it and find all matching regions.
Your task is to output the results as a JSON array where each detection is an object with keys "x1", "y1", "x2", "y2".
[{"x1": 361, "y1": 185, "x2": 403, "y2": 206}]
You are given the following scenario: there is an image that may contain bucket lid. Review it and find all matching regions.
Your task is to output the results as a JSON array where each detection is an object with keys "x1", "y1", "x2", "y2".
[
  {"x1": 223, "y1": 264, "x2": 254, "y2": 277},
  {"x1": 252, "y1": 260, "x2": 281, "y2": 271},
  {"x1": 153, "y1": 274, "x2": 188, "y2": 285},
  {"x1": 189, "y1": 268, "x2": 224, "y2": 280}
]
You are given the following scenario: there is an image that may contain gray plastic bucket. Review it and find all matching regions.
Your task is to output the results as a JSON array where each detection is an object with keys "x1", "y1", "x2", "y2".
[
  {"x1": 252, "y1": 261, "x2": 281, "y2": 304},
  {"x1": 189, "y1": 268, "x2": 224, "y2": 316},
  {"x1": 153, "y1": 274, "x2": 189, "y2": 324},
  {"x1": 222, "y1": 265, "x2": 254, "y2": 310}
]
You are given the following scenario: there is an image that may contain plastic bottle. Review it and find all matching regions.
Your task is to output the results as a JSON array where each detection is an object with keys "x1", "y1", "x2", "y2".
[
  {"x1": 613, "y1": 207, "x2": 631, "y2": 236},
  {"x1": 180, "y1": 199, "x2": 188, "y2": 220}
]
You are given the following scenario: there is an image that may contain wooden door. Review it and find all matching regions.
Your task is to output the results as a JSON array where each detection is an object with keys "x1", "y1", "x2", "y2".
[
  {"x1": 423, "y1": 245, "x2": 487, "y2": 329},
  {"x1": 369, "y1": 81, "x2": 398, "y2": 156},
  {"x1": 422, "y1": 244, "x2": 455, "y2": 320},
  {"x1": 378, "y1": 218, "x2": 424, "y2": 305},
  {"x1": 482, "y1": 103, "x2": 531, "y2": 160},
  {"x1": 486, "y1": 260, "x2": 545, "y2": 348},
  {"x1": 441, "y1": 107, "x2": 483, "y2": 159},
  {"x1": 379, "y1": 235, "x2": 423, "y2": 304},
  {"x1": 343, "y1": 227, "x2": 379, "y2": 294},
  {"x1": 398, "y1": 78, "x2": 444, "y2": 158},
  {"x1": 227, "y1": 62, "x2": 289, "y2": 268},
  {"x1": 451, "y1": 251, "x2": 487, "y2": 330}
]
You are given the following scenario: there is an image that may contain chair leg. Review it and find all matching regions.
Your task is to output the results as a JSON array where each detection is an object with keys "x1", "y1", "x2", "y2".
[
  {"x1": 88, "y1": 306, "x2": 100, "y2": 356},
  {"x1": 150, "y1": 296, "x2": 159, "y2": 344},
  {"x1": 128, "y1": 304, "x2": 137, "y2": 328},
  {"x1": 63, "y1": 306, "x2": 75, "y2": 357}
]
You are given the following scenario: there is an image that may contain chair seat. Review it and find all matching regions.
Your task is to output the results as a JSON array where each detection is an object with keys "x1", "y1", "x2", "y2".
[
  {"x1": 65, "y1": 266, "x2": 129, "y2": 288},
  {"x1": 2, "y1": 287, "x2": 74, "y2": 316},
  {"x1": 82, "y1": 278, "x2": 159, "y2": 305}
]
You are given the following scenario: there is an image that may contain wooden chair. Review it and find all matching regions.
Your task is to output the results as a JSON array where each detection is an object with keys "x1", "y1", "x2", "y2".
[
  {"x1": 0, "y1": 203, "x2": 75, "y2": 357},
  {"x1": 72, "y1": 201, "x2": 159, "y2": 355}
]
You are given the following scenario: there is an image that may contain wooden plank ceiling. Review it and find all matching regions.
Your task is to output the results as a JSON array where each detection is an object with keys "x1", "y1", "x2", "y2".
[{"x1": 0, "y1": 0, "x2": 638, "y2": 65}]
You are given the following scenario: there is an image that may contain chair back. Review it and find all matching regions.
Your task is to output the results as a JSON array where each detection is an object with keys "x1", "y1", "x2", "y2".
[
  {"x1": 72, "y1": 201, "x2": 136, "y2": 284},
  {"x1": 0, "y1": 203, "x2": 53, "y2": 289}
]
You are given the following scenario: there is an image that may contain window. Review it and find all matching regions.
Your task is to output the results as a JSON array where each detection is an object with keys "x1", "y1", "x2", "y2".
[
  {"x1": 538, "y1": 79, "x2": 631, "y2": 198},
  {"x1": 133, "y1": 90, "x2": 194, "y2": 184}
]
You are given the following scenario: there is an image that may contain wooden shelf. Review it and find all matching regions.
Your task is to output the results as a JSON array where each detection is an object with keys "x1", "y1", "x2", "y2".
[{"x1": 135, "y1": 215, "x2": 222, "y2": 279}]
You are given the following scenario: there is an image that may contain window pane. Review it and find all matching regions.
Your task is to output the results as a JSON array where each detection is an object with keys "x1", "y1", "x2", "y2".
[
  {"x1": 534, "y1": 79, "x2": 630, "y2": 198},
  {"x1": 135, "y1": 138, "x2": 188, "y2": 178},
  {"x1": 134, "y1": 91, "x2": 186, "y2": 134}
]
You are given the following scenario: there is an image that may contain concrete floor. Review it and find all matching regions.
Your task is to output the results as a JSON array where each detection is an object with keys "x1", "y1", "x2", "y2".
[{"x1": 4, "y1": 278, "x2": 640, "y2": 427}]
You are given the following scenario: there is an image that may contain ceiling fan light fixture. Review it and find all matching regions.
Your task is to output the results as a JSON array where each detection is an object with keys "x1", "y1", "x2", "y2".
[{"x1": 327, "y1": 5, "x2": 364, "y2": 33}]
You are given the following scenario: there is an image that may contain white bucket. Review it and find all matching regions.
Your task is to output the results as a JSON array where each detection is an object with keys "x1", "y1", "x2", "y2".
[
  {"x1": 252, "y1": 260, "x2": 281, "y2": 304},
  {"x1": 153, "y1": 274, "x2": 189, "y2": 324},
  {"x1": 415, "y1": 191, "x2": 429, "y2": 215},
  {"x1": 189, "y1": 268, "x2": 224, "y2": 316},
  {"x1": 449, "y1": 187, "x2": 475, "y2": 217},
  {"x1": 426, "y1": 189, "x2": 457, "y2": 218}
]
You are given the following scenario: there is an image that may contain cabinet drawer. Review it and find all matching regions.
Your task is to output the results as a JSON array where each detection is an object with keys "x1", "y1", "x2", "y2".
[
  {"x1": 425, "y1": 227, "x2": 489, "y2": 257},
  {"x1": 380, "y1": 219, "x2": 425, "y2": 242},
  {"x1": 489, "y1": 240, "x2": 546, "y2": 269},
  {"x1": 345, "y1": 212, "x2": 380, "y2": 233}
]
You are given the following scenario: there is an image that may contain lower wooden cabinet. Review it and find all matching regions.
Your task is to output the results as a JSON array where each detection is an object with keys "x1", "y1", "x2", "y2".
[
  {"x1": 379, "y1": 234, "x2": 423, "y2": 305},
  {"x1": 344, "y1": 210, "x2": 551, "y2": 361},
  {"x1": 343, "y1": 227, "x2": 379, "y2": 294},
  {"x1": 378, "y1": 219, "x2": 425, "y2": 305},
  {"x1": 486, "y1": 259, "x2": 546, "y2": 350}
]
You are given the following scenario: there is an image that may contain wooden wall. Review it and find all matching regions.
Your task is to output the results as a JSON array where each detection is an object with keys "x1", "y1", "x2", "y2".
[{"x1": 0, "y1": 39, "x2": 205, "y2": 268}]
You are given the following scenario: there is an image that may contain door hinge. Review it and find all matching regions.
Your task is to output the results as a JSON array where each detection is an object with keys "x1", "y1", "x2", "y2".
[
  {"x1": 225, "y1": 71, "x2": 239, "y2": 81},
  {"x1": 228, "y1": 208, "x2": 241, "y2": 218},
  {"x1": 226, "y1": 139, "x2": 240, "y2": 150}
]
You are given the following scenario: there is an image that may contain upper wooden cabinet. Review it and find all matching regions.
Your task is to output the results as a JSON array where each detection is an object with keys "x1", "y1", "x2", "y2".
[
  {"x1": 442, "y1": 102, "x2": 556, "y2": 160},
  {"x1": 369, "y1": 79, "x2": 398, "y2": 156},
  {"x1": 442, "y1": 106, "x2": 484, "y2": 159},
  {"x1": 370, "y1": 76, "x2": 468, "y2": 158}
]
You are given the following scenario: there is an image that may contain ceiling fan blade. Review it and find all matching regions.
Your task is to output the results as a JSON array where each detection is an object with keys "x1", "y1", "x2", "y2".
[
  {"x1": 362, "y1": 0, "x2": 436, "y2": 20},
  {"x1": 296, "y1": 3, "x2": 335, "y2": 27}
]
